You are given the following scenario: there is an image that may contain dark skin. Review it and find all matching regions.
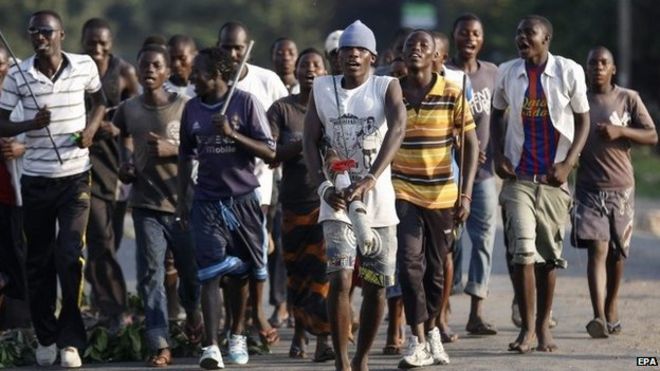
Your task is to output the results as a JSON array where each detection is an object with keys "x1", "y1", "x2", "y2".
[
  {"x1": 268, "y1": 50, "x2": 332, "y2": 358},
  {"x1": 491, "y1": 18, "x2": 590, "y2": 353},
  {"x1": 451, "y1": 18, "x2": 497, "y2": 331},
  {"x1": 400, "y1": 30, "x2": 479, "y2": 342},
  {"x1": 271, "y1": 39, "x2": 298, "y2": 90},
  {"x1": 176, "y1": 53, "x2": 275, "y2": 347},
  {"x1": 0, "y1": 14, "x2": 105, "y2": 142},
  {"x1": 168, "y1": 41, "x2": 197, "y2": 87},
  {"x1": 217, "y1": 26, "x2": 250, "y2": 80},
  {"x1": 118, "y1": 51, "x2": 176, "y2": 184},
  {"x1": 302, "y1": 45, "x2": 406, "y2": 371},
  {"x1": 217, "y1": 26, "x2": 281, "y2": 340},
  {"x1": 82, "y1": 26, "x2": 139, "y2": 138},
  {"x1": 584, "y1": 47, "x2": 657, "y2": 332}
]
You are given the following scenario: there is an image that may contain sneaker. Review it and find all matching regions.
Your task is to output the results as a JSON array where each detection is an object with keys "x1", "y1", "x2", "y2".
[
  {"x1": 398, "y1": 336, "x2": 433, "y2": 369},
  {"x1": 200, "y1": 344, "x2": 225, "y2": 369},
  {"x1": 35, "y1": 343, "x2": 57, "y2": 366},
  {"x1": 227, "y1": 334, "x2": 249, "y2": 365},
  {"x1": 426, "y1": 327, "x2": 450, "y2": 365},
  {"x1": 60, "y1": 347, "x2": 82, "y2": 368}
]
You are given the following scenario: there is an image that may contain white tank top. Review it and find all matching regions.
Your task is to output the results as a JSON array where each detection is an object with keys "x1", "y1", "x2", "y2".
[{"x1": 313, "y1": 75, "x2": 399, "y2": 227}]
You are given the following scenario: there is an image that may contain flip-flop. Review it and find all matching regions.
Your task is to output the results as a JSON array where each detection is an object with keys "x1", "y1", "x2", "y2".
[
  {"x1": 466, "y1": 321, "x2": 498, "y2": 335},
  {"x1": 441, "y1": 329, "x2": 458, "y2": 343},
  {"x1": 289, "y1": 344, "x2": 306, "y2": 359},
  {"x1": 586, "y1": 318, "x2": 609, "y2": 339},
  {"x1": 607, "y1": 321, "x2": 621, "y2": 335},
  {"x1": 148, "y1": 349, "x2": 172, "y2": 367}
]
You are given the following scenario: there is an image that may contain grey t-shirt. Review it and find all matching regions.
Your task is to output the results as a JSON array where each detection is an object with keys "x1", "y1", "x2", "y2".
[
  {"x1": 446, "y1": 60, "x2": 498, "y2": 182},
  {"x1": 577, "y1": 85, "x2": 655, "y2": 191},
  {"x1": 114, "y1": 93, "x2": 188, "y2": 213}
]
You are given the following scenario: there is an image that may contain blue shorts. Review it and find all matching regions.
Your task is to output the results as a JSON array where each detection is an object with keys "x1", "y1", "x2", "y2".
[{"x1": 192, "y1": 192, "x2": 268, "y2": 281}]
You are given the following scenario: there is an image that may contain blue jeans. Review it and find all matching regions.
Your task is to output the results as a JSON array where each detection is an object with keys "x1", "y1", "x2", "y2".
[
  {"x1": 132, "y1": 208, "x2": 200, "y2": 350},
  {"x1": 455, "y1": 177, "x2": 497, "y2": 298}
]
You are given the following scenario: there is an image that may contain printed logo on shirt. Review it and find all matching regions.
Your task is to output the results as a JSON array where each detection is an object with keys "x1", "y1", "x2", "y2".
[
  {"x1": 521, "y1": 97, "x2": 549, "y2": 118},
  {"x1": 470, "y1": 87, "x2": 491, "y2": 115},
  {"x1": 609, "y1": 111, "x2": 631, "y2": 127},
  {"x1": 165, "y1": 120, "x2": 181, "y2": 145},
  {"x1": 192, "y1": 121, "x2": 201, "y2": 132}
]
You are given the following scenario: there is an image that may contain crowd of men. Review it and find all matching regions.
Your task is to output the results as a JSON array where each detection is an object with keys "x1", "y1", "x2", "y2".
[{"x1": 0, "y1": 8, "x2": 656, "y2": 370}]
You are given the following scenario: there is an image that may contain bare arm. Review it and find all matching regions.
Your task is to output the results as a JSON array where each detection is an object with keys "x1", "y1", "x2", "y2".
[
  {"x1": 345, "y1": 79, "x2": 406, "y2": 202},
  {"x1": 547, "y1": 111, "x2": 589, "y2": 186},
  {"x1": 119, "y1": 62, "x2": 140, "y2": 100},
  {"x1": 490, "y1": 108, "x2": 516, "y2": 179},
  {"x1": 597, "y1": 124, "x2": 658, "y2": 145},
  {"x1": 79, "y1": 89, "x2": 107, "y2": 147},
  {"x1": 0, "y1": 108, "x2": 51, "y2": 137},
  {"x1": 302, "y1": 93, "x2": 325, "y2": 188}
]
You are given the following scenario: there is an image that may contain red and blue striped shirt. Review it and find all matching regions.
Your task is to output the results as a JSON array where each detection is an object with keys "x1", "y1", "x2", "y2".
[{"x1": 517, "y1": 63, "x2": 560, "y2": 175}]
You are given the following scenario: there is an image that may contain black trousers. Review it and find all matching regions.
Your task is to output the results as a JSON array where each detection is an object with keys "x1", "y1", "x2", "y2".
[
  {"x1": 396, "y1": 200, "x2": 454, "y2": 326},
  {"x1": 22, "y1": 171, "x2": 90, "y2": 350},
  {"x1": 85, "y1": 195, "x2": 127, "y2": 317}
]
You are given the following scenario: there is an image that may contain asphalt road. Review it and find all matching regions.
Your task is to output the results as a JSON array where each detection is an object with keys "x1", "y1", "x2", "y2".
[{"x1": 10, "y1": 222, "x2": 660, "y2": 370}]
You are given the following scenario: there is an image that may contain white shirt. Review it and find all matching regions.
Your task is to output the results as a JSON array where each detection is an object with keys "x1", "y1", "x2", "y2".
[
  {"x1": 236, "y1": 64, "x2": 288, "y2": 205},
  {"x1": 164, "y1": 80, "x2": 196, "y2": 99},
  {"x1": 313, "y1": 74, "x2": 399, "y2": 227},
  {"x1": 492, "y1": 53, "x2": 589, "y2": 168},
  {"x1": 0, "y1": 52, "x2": 102, "y2": 177}
]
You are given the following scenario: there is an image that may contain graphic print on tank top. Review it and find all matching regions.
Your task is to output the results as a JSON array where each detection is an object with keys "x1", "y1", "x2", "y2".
[{"x1": 330, "y1": 114, "x2": 381, "y2": 176}]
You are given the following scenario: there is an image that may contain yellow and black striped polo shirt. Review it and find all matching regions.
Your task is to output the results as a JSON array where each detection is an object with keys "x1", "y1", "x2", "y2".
[{"x1": 392, "y1": 73, "x2": 475, "y2": 209}]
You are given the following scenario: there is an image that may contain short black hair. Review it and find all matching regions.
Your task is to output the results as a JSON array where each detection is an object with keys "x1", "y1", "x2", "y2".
[
  {"x1": 270, "y1": 37, "x2": 295, "y2": 56},
  {"x1": 30, "y1": 10, "x2": 63, "y2": 28},
  {"x1": 522, "y1": 14, "x2": 553, "y2": 39},
  {"x1": 142, "y1": 34, "x2": 167, "y2": 48},
  {"x1": 137, "y1": 44, "x2": 170, "y2": 67},
  {"x1": 452, "y1": 13, "x2": 482, "y2": 34},
  {"x1": 217, "y1": 21, "x2": 250, "y2": 42},
  {"x1": 294, "y1": 47, "x2": 325, "y2": 68},
  {"x1": 197, "y1": 47, "x2": 236, "y2": 82},
  {"x1": 431, "y1": 31, "x2": 449, "y2": 54},
  {"x1": 168, "y1": 34, "x2": 197, "y2": 51},
  {"x1": 82, "y1": 18, "x2": 111, "y2": 35},
  {"x1": 406, "y1": 29, "x2": 437, "y2": 50}
]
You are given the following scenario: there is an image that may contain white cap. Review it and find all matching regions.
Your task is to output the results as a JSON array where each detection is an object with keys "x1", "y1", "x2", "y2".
[{"x1": 324, "y1": 30, "x2": 343, "y2": 54}]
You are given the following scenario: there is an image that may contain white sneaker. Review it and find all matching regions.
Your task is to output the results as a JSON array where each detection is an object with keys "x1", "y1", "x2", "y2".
[
  {"x1": 200, "y1": 344, "x2": 225, "y2": 369},
  {"x1": 35, "y1": 343, "x2": 57, "y2": 366},
  {"x1": 426, "y1": 327, "x2": 450, "y2": 365},
  {"x1": 60, "y1": 347, "x2": 82, "y2": 368},
  {"x1": 398, "y1": 335, "x2": 434, "y2": 369},
  {"x1": 227, "y1": 334, "x2": 249, "y2": 365}
]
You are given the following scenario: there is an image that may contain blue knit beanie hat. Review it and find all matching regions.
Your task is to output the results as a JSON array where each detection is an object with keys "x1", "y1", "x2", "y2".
[{"x1": 338, "y1": 20, "x2": 377, "y2": 56}]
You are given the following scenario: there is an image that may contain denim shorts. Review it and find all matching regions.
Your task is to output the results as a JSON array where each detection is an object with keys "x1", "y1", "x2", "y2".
[
  {"x1": 192, "y1": 192, "x2": 267, "y2": 281},
  {"x1": 323, "y1": 220, "x2": 397, "y2": 288}
]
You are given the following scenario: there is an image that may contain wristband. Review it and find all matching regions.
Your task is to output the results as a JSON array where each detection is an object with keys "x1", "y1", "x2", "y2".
[
  {"x1": 317, "y1": 180, "x2": 334, "y2": 199},
  {"x1": 460, "y1": 193, "x2": 472, "y2": 203},
  {"x1": 364, "y1": 173, "x2": 377, "y2": 182}
]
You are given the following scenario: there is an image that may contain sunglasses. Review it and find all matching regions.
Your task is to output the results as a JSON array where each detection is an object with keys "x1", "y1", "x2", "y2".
[{"x1": 27, "y1": 26, "x2": 59, "y2": 38}]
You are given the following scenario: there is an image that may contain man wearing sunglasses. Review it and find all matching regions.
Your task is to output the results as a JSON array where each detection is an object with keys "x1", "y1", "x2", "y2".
[{"x1": 0, "y1": 10, "x2": 106, "y2": 369}]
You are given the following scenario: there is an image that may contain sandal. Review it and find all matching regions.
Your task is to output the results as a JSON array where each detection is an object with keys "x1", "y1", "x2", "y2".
[
  {"x1": 586, "y1": 318, "x2": 608, "y2": 339},
  {"x1": 607, "y1": 321, "x2": 621, "y2": 335},
  {"x1": 466, "y1": 320, "x2": 498, "y2": 335},
  {"x1": 148, "y1": 348, "x2": 172, "y2": 367},
  {"x1": 289, "y1": 339, "x2": 307, "y2": 359},
  {"x1": 313, "y1": 344, "x2": 335, "y2": 362},
  {"x1": 382, "y1": 344, "x2": 401, "y2": 355}
]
